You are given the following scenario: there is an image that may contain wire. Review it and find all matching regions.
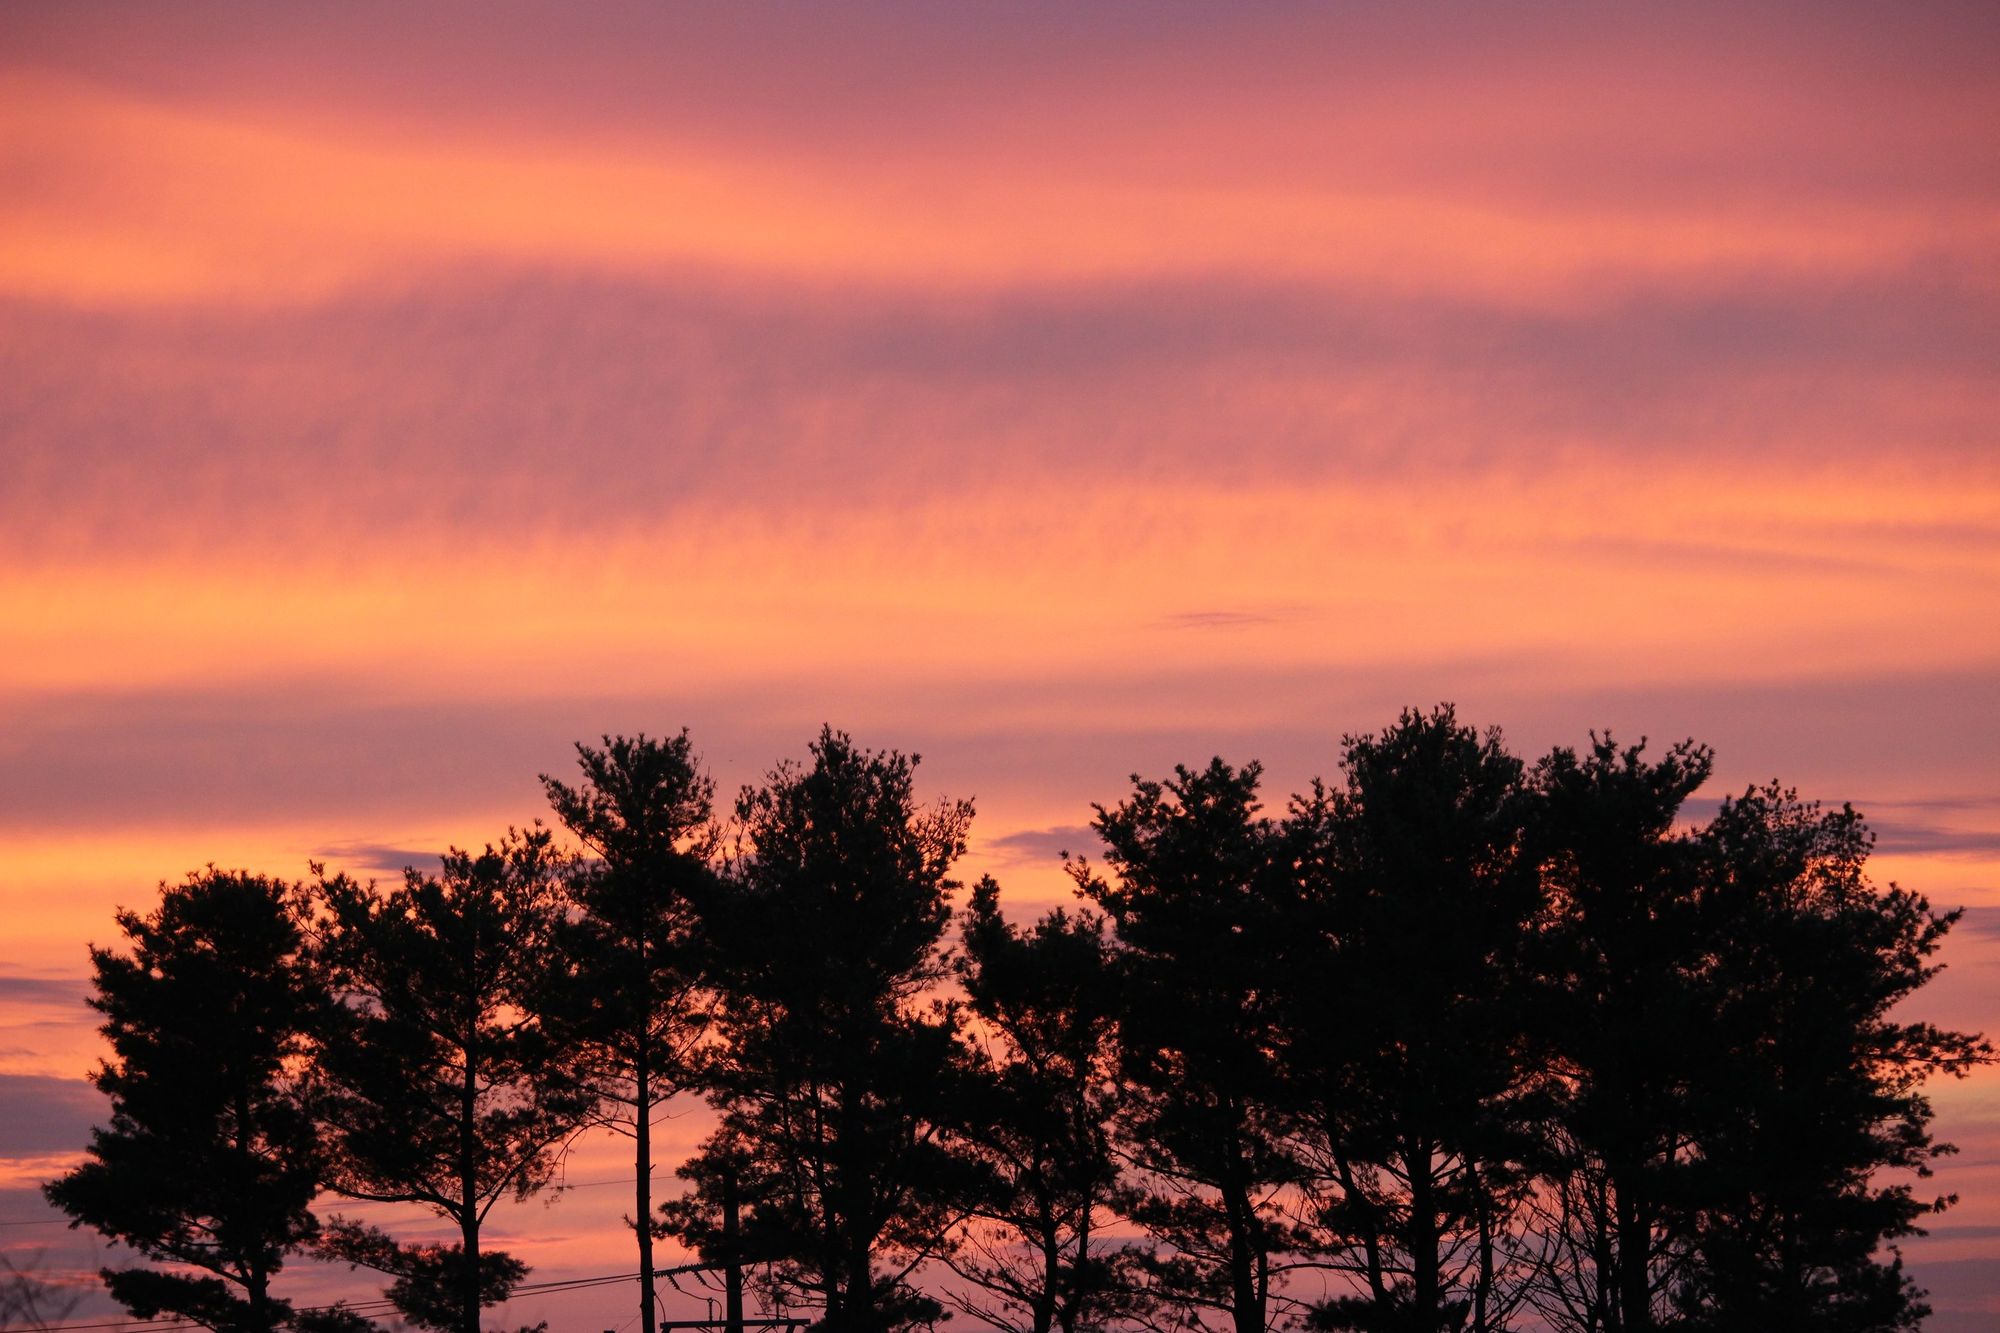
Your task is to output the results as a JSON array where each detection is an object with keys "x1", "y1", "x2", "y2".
[
  {"x1": 10, "y1": 1265, "x2": 752, "y2": 1333},
  {"x1": 319, "y1": 1174, "x2": 641, "y2": 1214}
]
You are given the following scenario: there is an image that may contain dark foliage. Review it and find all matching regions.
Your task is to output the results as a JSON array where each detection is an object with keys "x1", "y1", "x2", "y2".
[
  {"x1": 40, "y1": 711, "x2": 1989, "y2": 1333},
  {"x1": 316, "y1": 1221, "x2": 530, "y2": 1333},
  {"x1": 1523, "y1": 735, "x2": 1715, "y2": 1333},
  {"x1": 1283, "y1": 707, "x2": 1546, "y2": 1333},
  {"x1": 1666, "y1": 786, "x2": 1992, "y2": 1332},
  {"x1": 661, "y1": 728, "x2": 980, "y2": 1333},
  {"x1": 543, "y1": 731, "x2": 719, "y2": 1333},
  {"x1": 1072, "y1": 759, "x2": 1305, "y2": 1333},
  {"x1": 45, "y1": 869, "x2": 331, "y2": 1333},
  {"x1": 948, "y1": 877, "x2": 1138, "y2": 1333},
  {"x1": 310, "y1": 829, "x2": 592, "y2": 1333}
]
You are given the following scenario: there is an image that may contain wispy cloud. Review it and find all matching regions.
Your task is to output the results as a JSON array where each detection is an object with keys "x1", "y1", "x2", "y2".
[
  {"x1": 0, "y1": 1076, "x2": 101, "y2": 1158},
  {"x1": 985, "y1": 826, "x2": 1098, "y2": 866},
  {"x1": 310, "y1": 842, "x2": 445, "y2": 877},
  {"x1": 0, "y1": 978, "x2": 88, "y2": 1008},
  {"x1": 1949, "y1": 908, "x2": 2000, "y2": 943},
  {"x1": 1159, "y1": 609, "x2": 1300, "y2": 632},
  {"x1": 1873, "y1": 824, "x2": 2000, "y2": 859}
]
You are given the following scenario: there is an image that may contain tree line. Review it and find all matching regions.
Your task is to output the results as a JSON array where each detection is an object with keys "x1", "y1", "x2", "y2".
[{"x1": 43, "y1": 707, "x2": 1990, "y2": 1333}]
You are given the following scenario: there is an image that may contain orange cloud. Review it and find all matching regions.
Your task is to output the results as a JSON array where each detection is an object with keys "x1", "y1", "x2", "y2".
[
  {"x1": 5, "y1": 71, "x2": 1995, "y2": 308},
  {"x1": 4, "y1": 463, "x2": 1994, "y2": 710},
  {"x1": 4, "y1": 5, "x2": 1997, "y2": 1317}
]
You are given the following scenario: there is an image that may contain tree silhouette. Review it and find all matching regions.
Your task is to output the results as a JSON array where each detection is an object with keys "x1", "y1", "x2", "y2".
[
  {"x1": 45, "y1": 869, "x2": 331, "y2": 1333},
  {"x1": 1284, "y1": 707, "x2": 1544, "y2": 1333},
  {"x1": 664, "y1": 1129, "x2": 769, "y2": 1333},
  {"x1": 1072, "y1": 759, "x2": 1303, "y2": 1333},
  {"x1": 947, "y1": 877, "x2": 1137, "y2": 1333},
  {"x1": 543, "y1": 731, "x2": 719, "y2": 1333},
  {"x1": 1667, "y1": 785, "x2": 1991, "y2": 1331},
  {"x1": 662, "y1": 728, "x2": 979, "y2": 1333},
  {"x1": 1524, "y1": 735, "x2": 1715, "y2": 1333},
  {"x1": 310, "y1": 829, "x2": 595, "y2": 1333},
  {"x1": 35, "y1": 711, "x2": 1992, "y2": 1333}
]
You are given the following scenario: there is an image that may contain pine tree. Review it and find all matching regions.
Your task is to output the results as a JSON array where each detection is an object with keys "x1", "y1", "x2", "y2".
[
  {"x1": 1284, "y1": 707, "x2": 1544, "y2": 1333},
  {"x1": 543, "y1": 732, "x2": 719, "y2": 1333},
  {"x1": 1072, "y1": 758, "x2": 1302, "y2": 1333},
  {"x1": 662, "y1": 728, "x2": 978, "y2": 1333},
  {"x1": 310, "y1": 829, "x2": 596, "y2": 1333},
  {"x1": 1523, "y1": 735, "x2": 1714, "y2": 1333},
  {"x1": 1669, "y1": 786, "x2": 1991, "y2": 1331},
  {"x1": 948, "y1": 877, "x2": 1134, "y2": 1333},
  {"x1": 45, "y1": 869, "x2": 331, "y2": 1333}
]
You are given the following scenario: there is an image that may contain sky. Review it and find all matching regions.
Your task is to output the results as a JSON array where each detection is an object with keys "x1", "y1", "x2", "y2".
[{"x1": 2, "y1": 1, "x2": 1997, "y2": 1328}]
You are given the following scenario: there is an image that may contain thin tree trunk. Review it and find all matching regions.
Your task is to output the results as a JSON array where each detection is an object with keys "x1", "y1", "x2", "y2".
[
  {"x1": 1224, "y1": 1178, "x2": 1261, "y2": 1333},
  {"x1": 236, "y1": 1082, "x2": 273, "y2": 1332},
  {"x1": 1333, "y1": 1142, "x2": 1387, "y2": 1305},
  {"x1": 1064, "y1": 1178, "x2": 1091, "y2": 1333},
  {"x1": 461, "y1": 1207, "x2": 482, "y2": 1333},
  {"x1": 1589, "y1": 1170, "x2": 1615, "y2": 1332},
  {"x1": 850, "y1": 1224, "x2": 876, "y2": 1333},
  {"x1": 821, "y1": 1193, "x2": 844, "y2": 1333},
  {"x1": 1035, "y1": 1183, "x2": 1059, "y2": 1333},
  {"x1": 637, "y1": 1051, "x2": 657, "y2": 1333},
  {"x1": 1408, "y1": 1140, "x2": 1439, "y2": 1331},
  {"x1": 462, "y1": 1020, "x2": 481, "y2": 1333},
  {"x1": 248, "y1": 1271, "x2": 270, "y2": 1332},
  {"x1": 1473, "y1": 1167, "x2": 1493, "y2": 1333},
  {"x1": 1216, "y1": 1098, "x2": 1263, "y2": 1333},
  {"x1": 1614, "y1": 1174, "x2": 1650, "y2": 1332}
]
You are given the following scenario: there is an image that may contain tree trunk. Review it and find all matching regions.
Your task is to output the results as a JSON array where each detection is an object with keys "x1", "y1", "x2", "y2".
[
  {"x1": 850, "y1": 1225, "x2": 876, "y2": 1333},
  {"x1": 247, "y1": 1265, "x2": 271, "y2": 1333},
  {"x1": 637, "y1": 1052, "x2": 657, "y2": 1333},
  {"x1": 1614, "y1": 1176, "x2": 1651, "y2": 1332},
  {"x1": 1407, "y1": 1140, "x2": 1439, "y2": 1331},
  {"x1": 1224, "y1": 1179, "x2": 1262, "y2": 1333},
  {"x1": 1035, "y1": 1185, "x2": 1059, "y2": 1333},
  {"x1": 461, "y1": 1207, "x2": 482, "y2": 1333},
  {"x1": 1062, "y1": 1179, "x2": 1089, "y2": 1333},
  {"x1": 236, "y1": 1082, "x2": 274, "y2": 1332},
  {"x1": 1473, "y1": 1167, "x2": 1492, "y2": 1333},
  {"x1": 1333, "y1": 1142, "x2": 1388, "y2": 1306},
  {"x1": 462, "y1": 1032, "x2": 481, "y2": 1333},
  {"x1": 821, "y1": 1198, "x2": 844, "y2": 1333}
]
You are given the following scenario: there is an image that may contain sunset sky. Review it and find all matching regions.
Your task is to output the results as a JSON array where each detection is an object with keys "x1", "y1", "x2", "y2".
[{"x1": 2, "y1": 2, "x2": 1997, "y2": 1328}]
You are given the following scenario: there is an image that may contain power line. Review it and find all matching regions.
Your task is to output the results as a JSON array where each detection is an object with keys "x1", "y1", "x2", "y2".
[
  {"x1": 11, "y1": 1264, "x2": 737, "y2": 1333},
  {"x1": 2, "y1": 1175, "x2": 641, "y2": 1231}
]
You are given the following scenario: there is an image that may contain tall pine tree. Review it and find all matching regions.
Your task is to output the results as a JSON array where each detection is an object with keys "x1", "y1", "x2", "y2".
[
  {"x1": 948, "y1": 877, "x2": 1134, "y2": 1333},
  {"x1": 1284, "y1": 707, "x2": 1544, "y2": 1333},
  {"x1": 46, "y1": 869, "x2": 331, "y2": 1333},
  {"x1": 1073, "y1": 758, "x2": 1303, "y2": 1333},
  {"x1": 662, "y1": 728, "x2": 978, "y2": 1333},
  {"x1": 1523, "y1": 735, "x2": 1714, "y2": 1333},
  {"x1": 543, "y1": 731, "x2": 718, "y2": 1333},
  {"x1": 310, "y1": 829, "x2": 596, "y2": 1333},
  {"x1": 1670, "y1": 786, "x2": 1990, "y2": 1331}
]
